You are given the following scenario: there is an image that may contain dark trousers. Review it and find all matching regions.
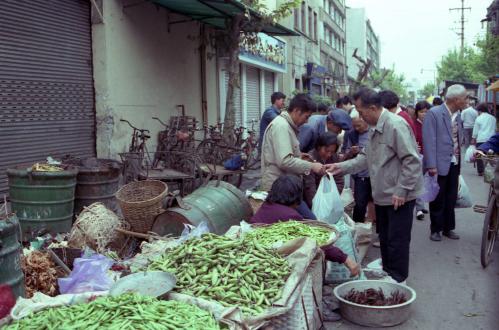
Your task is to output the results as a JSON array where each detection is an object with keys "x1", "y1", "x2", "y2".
[
  {"x1": 297, "y1": 200, "x2": 317, "y2": 220},
  {"x1": 429, "y1": 164, "x2": 460, "y2": 233},
  {"x1": 353, "y1": 176, "x2": 372, "y2": 222},
  {"x1": 375, "y1": 200, "x2": 415, "y2": 282},
  {"x1": 476, "y1": 143, "x2": 484, "y2": 174}
]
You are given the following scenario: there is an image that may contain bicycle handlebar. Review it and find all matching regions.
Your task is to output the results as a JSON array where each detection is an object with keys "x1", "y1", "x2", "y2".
[
  {"x1": 152, "y1": 117, "x2": 168, "y2": 127},
  {"x1": 120, "y1": 119, "x2": 150, "y2": 133}
]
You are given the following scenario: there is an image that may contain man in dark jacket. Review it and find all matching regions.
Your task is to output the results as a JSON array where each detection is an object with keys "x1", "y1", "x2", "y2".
[
  {"x1": 259, "y1": 92, "x2": 286, "y2": 149},
  {"x1": 298, "y1": 109, "x2": 352, "y2": 153}
]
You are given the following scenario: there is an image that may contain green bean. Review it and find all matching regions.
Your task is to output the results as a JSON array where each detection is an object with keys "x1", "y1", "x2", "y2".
[
  {"x1": 246, "y1": 220, "x2": 332, "y2": 247},
  {"x1": 146, "y1": 233, "x2": 291, "y2": 316},
  {"x1": 4, "y1": 293, "x2": 222, "y2": 330}
]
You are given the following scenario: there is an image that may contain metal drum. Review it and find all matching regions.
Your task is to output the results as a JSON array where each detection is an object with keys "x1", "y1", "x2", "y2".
[
  {"x1": 69, "y1": 158, "x2": 121, "y2": 216},
  {"x1": 0, "y1": 213, "x2": 25, "y2": 298},
  {"x1": 7, "y1": 167, "x2": 77, "y2": 240},
  {"x1": 152, "y1": 181, "x2": 253, "y2": 236}
]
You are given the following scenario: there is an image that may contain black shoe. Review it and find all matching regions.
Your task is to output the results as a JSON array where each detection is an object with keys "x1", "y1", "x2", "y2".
[
  {"x1": 430, "y1": 232, "x2": 442, "y2": 241},
  {"x1": 416, "y1": 211, "x2": 424, "y2": 220},
  {"x1": 443, "y1": 231, "x2": 460, "y2": 240},
  {"x1": 422, "y1": 209, "x2": 429, "y2": 214}
]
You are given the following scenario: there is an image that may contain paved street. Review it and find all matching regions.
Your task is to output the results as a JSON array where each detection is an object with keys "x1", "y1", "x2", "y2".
[{"x1": 326, "y1": 161, "x2": 499, "y2": 330}]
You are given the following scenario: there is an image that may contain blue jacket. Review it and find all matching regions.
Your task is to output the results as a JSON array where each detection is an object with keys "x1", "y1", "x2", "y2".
[
  {"x1": 422, "y1": 104, "x2": 463, "y2": 176},
  {"x1": 298, "y1": 115, "x2": 327, "y2": 153},
  {"x1": 478, "y1": 133, "x2": 499, "y2": 153},
  {"x1": 259, "y1": 105, "x2": 280, "y2": 146}
]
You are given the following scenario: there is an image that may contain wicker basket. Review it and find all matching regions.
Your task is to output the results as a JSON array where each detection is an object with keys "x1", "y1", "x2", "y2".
[{"x1": 115, "y1": 180, "x2": 168, "y2": 233}]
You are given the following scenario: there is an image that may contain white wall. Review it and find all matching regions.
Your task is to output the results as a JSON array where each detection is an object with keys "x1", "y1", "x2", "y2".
[
  {"x1": 93, "y1": 0, "x2": 217, "y2": 159},
  {"x1": 346, "y1": 7, "x2": 367, "y2": 80}
]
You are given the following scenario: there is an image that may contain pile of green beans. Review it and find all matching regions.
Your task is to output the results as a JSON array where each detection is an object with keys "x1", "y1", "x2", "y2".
[
  {"x1": 245, "y1": 220, "x2": 332, "y2": 247},
  {"x1": 147, "y1": 233, "x2": 290, "y2": 315},
  {"x1": 4, "y1": 293, "x2": 222, "y2": 330}
]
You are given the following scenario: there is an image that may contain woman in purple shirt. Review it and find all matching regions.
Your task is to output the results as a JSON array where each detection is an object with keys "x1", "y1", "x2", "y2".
[{"x1": 251, "y1": 175, "x2": 359, "y2": 275}]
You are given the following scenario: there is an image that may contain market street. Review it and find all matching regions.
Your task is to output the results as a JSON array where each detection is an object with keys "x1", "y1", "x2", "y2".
[{"x1": 326, "y1": 161, "x2": 499, "y2": 330}]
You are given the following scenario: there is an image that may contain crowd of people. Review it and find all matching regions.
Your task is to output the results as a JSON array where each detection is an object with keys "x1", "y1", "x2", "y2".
[{"x1": 253, "y1": 85, "x2": 497, "y2": 290}]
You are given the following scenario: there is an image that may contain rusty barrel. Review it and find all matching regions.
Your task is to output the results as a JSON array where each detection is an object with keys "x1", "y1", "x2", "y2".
[
  {"x1": 152, "y1": 181, "x2": 253, "y2": 236},
  {"x1": 68, "y1": 158, "x2": 121, "y2": 216},
  {"x1": 7, "y1": 166, "x2": 78, "y2": 240},
  {"x1": 0, "y1": 213, "x2": 24, "y2": 299}
]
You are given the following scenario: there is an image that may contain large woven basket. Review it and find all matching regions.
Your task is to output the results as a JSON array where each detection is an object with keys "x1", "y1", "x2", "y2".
[{"x1": 115, "y1": 180, "x2": 168, "y2": 233}]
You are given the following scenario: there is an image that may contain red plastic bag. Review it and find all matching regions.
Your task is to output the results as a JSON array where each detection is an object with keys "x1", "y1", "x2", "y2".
[{"x1": 0, "y1": 284, "x2": 16, "y2": 319}]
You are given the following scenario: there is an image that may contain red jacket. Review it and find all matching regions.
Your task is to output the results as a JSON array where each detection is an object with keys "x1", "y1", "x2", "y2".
[
  {"x1": 414, "y1": 119, "x2": 423, "y2": 153},
  {"x1": 398, "y1": 110, "x2": 417, "y2": 138}
]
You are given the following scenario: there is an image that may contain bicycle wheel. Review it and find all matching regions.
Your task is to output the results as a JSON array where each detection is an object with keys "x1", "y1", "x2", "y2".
[
  {"x1": 481, "y1": 195, "x2": 498, "y2": 268},
  {"x1": 197, "y1": 139, "x2": 218, "y2": 164},
  {"x1": 246, "y1": 145, "x2": 261, "y2": 170}
]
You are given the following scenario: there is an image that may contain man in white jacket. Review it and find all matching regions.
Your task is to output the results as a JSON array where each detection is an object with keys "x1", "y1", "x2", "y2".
[{"x1": 472, "y1": 103, "x2": 497, "y2": 175}]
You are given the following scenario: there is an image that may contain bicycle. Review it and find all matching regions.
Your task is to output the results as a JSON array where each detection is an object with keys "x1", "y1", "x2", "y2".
[
  {"x1": 474, "y1": 154, "x2": 499, "y2": 268},
  {"x1": 240, "y1": 119, "x2": 260, "y2": 170},
  {"x1": 119, "y1": 119, "x2": 151, "y2": 183}
]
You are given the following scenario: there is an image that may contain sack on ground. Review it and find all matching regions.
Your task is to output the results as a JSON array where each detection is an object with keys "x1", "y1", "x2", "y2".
[
  {"x1": 312, "y1": 174, "x2": 344, "y2": 225},
  {"x1": 456, "y1": 175, "x2": 472, "y2": 208},
  {"x1": 464, "y1": 145, "x2": 476, "y2": 163},
  {"x1": 420, "y1": 173, "x2": 440, "y2": 203}
]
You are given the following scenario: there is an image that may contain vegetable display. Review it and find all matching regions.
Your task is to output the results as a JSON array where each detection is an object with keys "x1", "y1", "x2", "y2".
[
  {"x1": 4, "y1": 293, "x2": 222, "y2": 330},
  {"x1": 147, "y1": 233, "x2": 290, "y2": 315},
  {"x1": 246, "y1": 220, "x2": 332, "y2": 247}
]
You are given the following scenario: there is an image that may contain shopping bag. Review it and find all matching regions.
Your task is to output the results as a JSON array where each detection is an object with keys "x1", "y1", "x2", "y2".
[
  {"x1": 420, "y1": 173, "x2": 440, "y2": 202},
  {"x1": 312, "y1": 174, "x2": 344, "y2": 225},
  {"x1": 455, "y1": 175, "x2": 472, "y2": 208},
  {"x1": 464, "y1": 145, "x2": 476, "y2": 163}
]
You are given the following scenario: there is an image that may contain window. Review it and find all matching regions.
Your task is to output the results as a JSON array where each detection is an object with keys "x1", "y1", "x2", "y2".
[
  {"x1": 325, "y1": 0, "x2": 330, "y2": 14},
  {"x1": 301, "y1": 2, "x2": 306, "y2": 33},
  {"x1": 295, "y1": 78, "x2": 301, "y2": 90},
  {"x1": 313, "y1": 12, "x2": 317, "y2": 40},
  {"x1": 308, "y1": 6, "x2": 313, "y2": 36},
  {"x1": 294, "y1": 8, "x2": 300, "y2": 30}
]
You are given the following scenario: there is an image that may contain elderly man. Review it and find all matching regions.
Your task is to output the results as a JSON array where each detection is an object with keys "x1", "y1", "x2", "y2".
[
  {"x1": 423, "y1": 84, "x2": 467, "y2": 241},
  {"x1": 261, "y1": 93, "x2": 325, "y2": 219},
  {"x1": 327, "y1": 88, "x2": 422, "y2": 284},
  {"x1": 298, "y1": 108, "x2": 352, "y2": 153}
]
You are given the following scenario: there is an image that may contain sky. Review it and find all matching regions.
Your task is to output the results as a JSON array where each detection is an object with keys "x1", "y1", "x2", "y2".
[{"x1": 346, "y1": 0, "x2": 492, "y2": 89}]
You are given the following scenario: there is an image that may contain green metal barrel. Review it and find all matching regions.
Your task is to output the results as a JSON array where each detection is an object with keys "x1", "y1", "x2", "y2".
[
  {"x1": 68, "y1": 158, "x2": 121, "y2": 217},
  {"x1": 0, "y1": 213, "x2": 25, "y2": 298},
  {"x1": 7, "y1": 167, "x2": 78, "y2": 240},
  {"x1": 151, "y1": 181, "x2": 253, "y2": 236}
]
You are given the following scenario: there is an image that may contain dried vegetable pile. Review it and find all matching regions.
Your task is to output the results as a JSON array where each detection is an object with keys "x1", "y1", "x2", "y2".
[
  {"x1": 245, "y1": 220, "x2": 332, "y2": 247},
  {"x1": 21, "y1": 251, "x2": 64, "y2": 298},
  {"x1": 147, "y1": 233, "x2": 291, "y2": 315},
  {"x1": 342, "y1": 288, "x2": 407, "y2": 306},
  {"x1": 4, "y1": 293, "x2": 222, "y2": 330}
]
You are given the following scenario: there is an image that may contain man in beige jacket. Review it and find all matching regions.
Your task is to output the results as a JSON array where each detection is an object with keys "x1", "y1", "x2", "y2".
[
  {"x1": 327, "y1": 88, "x2": 423, "y2": 284},
  {"x1": 261, "y1": 93, "x2": 325, "y2": 219}
]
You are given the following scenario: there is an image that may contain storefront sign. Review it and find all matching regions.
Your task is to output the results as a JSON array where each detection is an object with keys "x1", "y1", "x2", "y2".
[{"x1": 239, "y1": 33, "x2": 286, "y2": 73}]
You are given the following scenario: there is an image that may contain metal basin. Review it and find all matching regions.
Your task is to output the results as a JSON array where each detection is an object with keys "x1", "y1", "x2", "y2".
[{"x1": 333, "y1": 280, "x2": 416, "y2": 327}]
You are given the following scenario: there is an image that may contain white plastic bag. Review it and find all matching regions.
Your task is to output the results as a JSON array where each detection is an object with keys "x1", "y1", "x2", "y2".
[
  {"x1": 456, "y1": 175, "x2": 472, "y2": 208},
  {"x1": 464, "y1": 145, "x2": 476, "y2": 163},
  {"x1": 340, "y1": 187, "x2": 354, "y2": 208},
  {"x1": 312, "y1": 174, "x2": 344, "y2": 225}
]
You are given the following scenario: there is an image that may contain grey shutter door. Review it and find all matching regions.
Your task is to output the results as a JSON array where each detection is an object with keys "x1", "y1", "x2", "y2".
[
  {"x1": 224, "y1": 70, "x2": 242, "y2": 125},
  {"x1": 0, "y1": 0, "x2": 95, "y2": 195},
  {"x1": 264, "y1": 71, "x2": 274, "y2": 108},
  {"x1": 245, "y1": 66, "x2": 260, "y2": 123}
]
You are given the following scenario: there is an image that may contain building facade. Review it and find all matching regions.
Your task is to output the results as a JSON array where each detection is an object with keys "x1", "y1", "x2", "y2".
[{"x1": 345, "y1": 7, "x2": 380, "y2": 82}]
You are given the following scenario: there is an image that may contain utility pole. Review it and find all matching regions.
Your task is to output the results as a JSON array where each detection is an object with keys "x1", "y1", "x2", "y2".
[{"x1": 449, "y1": 0, "x2": 471, "y2": 56}]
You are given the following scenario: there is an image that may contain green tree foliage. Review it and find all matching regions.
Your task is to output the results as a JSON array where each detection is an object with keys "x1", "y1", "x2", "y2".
[
  {"x1": 369, "y1": 69, "x2": 411, "y2": 105},
  {"x1": 418, "y1": 82, "x2": 436, "y2": 98},
  {"x1": 436, "y1": 33, "x2": 499, "y2": 84}
]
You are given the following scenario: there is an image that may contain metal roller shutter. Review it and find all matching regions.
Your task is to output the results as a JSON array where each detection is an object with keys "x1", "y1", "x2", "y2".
[
  {"x1": 224, "y1": 70, "x2": 242, "y2": 125},
  {"x1": 0, "y1": 0, "x2": 95, "y2": 195},
  {"x1": 245, "y1": 66, "x2": 260, "y2": 123},
  {"x1": 264, "y1": 71, "x2": 274, "y2": 108}
]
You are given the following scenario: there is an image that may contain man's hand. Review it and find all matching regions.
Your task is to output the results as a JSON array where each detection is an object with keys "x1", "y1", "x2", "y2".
[
  {"x1": 311, "y1": 162, "x2": 325, "y2": 175},
  {"x1": 471, "y1": 138, "x2": 476, "y2": 145},
  {"x1": 324, "y1": 163, "x2": 342, "y2": 175},
  {"x1": 392, "y1": 195, "x2": 406, "y2": 210},
  {"x1": 427, "y1": 168, "x2": 437, "y2": 177},
  {"x1": 301, "y1": 153, "x2": 314, "y2": 162},
  {"x1": 350, "y1": 146, "x2": 360, "y2": 155},
  {"x1": 417, "y1": 145, "x2": 422, "y2": 153}
]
